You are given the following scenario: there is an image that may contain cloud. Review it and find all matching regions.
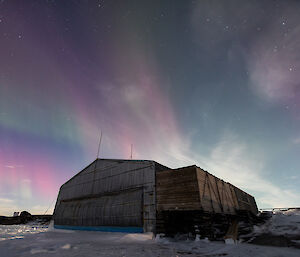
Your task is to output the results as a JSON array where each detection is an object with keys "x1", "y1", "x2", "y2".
[
  {"x1": 0, "y1": 198, "x2": 13, "y2": 203},
  {"x1": 146, "y1": 128, "x2": 300, "y2": 208},
  {"x1": 293, "y1": 137, "x2": 300, "y2": 145},
  {"x1": 129, "y1": 117, "x2": 300, "y2": 208},
  {"x1": 19, "y1": 179, "x2": 32, "y2": 200},
  {"x1": 0, "y1": 198, "x2": 18, "y2": 216},
  {"x1": 191, "y1": 1, "x2": 300, "y2": 112},
  {"x1": 4, "y1": 164, "x2": 24, "y2": 169},
  {"x1": 247, "y1": 5, "x2": 300, "y2": 107},
  {"x1": 4, "y1": 165, "x2": 15, "y2": 169},
  {"x1": 198, "y1": 131, "x2": 300, "y2": 208},
  {"x1": 0, "y1": 198, "x2": 53, "y2": 216},
  {"x1": 31, "y1": 205, "x2": 54, "y2": 215}
]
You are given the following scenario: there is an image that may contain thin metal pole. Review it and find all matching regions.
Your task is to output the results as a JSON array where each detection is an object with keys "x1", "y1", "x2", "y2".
[
  {"x1": 92, "y1": 131, "x2": 102, "y2": 194},
  {"x1": 130, "y1": 144, "x2": 133, "y2": 159},
  {"x1": 43, "y1": 198, "x2": 56, "y2": 215},
  {"x1": 96, "y1": 131, "x2": 102, "y2": 160}
]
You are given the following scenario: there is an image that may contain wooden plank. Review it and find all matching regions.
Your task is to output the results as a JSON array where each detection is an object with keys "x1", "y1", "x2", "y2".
[
  {"x1": 197, "y1": 167, "x2": 238, "y2": 214},
  {"x1": 157, "y1": 197, "x2": 200, "y2": 204},
  {"x1": 156, "y1": 176, "x2": 198, "y2": 184},
  {"x1": 157, "y1": 187, "x2": 198, "y2": 192},
  {"x1": 157, "y1": 203, "x2": 201, "y2": 211},
  {"x1": 156, "y1": 167, "x2": 201, "y2": 212}
]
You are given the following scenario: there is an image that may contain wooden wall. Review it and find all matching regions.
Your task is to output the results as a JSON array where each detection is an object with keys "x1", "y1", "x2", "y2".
[
  {"x1": 196, "y1": 167, "x2": 239, "y2": 215},
  {"x1": 233, "y1": 186, "x2": 258, "y2": 215},
  {"x1": 156, "y1": 166, "x2": 201, "y2": 212},
  {"x1": 156, "y1": 166, "x2": 258, "y2": 217}
]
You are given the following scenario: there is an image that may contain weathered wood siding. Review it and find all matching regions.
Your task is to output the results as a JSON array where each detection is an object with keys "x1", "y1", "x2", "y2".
[
  {"x1": 54, "y1": 159, "x2": 162, "y2": 232},
  {"x1": 233, "y1": 186, "x2": 258, "y2": 215},
  {"x1": 196, "y1": 167, "x2": 239, "y2": 215},
  {"x1": 156, "y1": 166, "x2": 258, "y2": 216},
  {"x1": 156, "y1": 166, "x2": 201, "y2": 211}
]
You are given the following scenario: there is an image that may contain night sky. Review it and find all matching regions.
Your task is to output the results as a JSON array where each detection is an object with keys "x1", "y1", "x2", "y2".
[{"x1": 1, "y1": 0, "x2": 300, "y2": 215}]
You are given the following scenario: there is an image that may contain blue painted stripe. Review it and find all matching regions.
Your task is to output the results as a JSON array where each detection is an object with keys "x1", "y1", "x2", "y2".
[{"x1": 54, "y1": 225, "x2": 143, "y2": 233}]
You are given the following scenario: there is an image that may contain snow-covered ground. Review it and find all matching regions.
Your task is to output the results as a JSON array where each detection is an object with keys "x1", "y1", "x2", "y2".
[
  {"x1": 0, "y1": 222, "x2": 48, "y2": 241},
  {"x1": 1, "y1": 211, "x2": 300, "y2": 257},
  {"x1": 241, "y1": 209, "x2": 300, "y2": 249},
  {"x1": 0, "y1": 225, "x2": 299, "y2": 257},
  {"x1": 253, "y1": 209, "x2": 300, "y2": 236}
]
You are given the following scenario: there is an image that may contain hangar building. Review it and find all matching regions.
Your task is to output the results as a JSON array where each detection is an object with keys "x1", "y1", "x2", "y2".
[{"x1": 54, "y1": 159, "x2": 258, "y2": 234}]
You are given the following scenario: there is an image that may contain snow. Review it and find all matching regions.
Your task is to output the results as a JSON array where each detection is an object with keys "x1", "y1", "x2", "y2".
[
  {"x1": 0, "y1": 222, "x2": 48, "y2": 241},
  {"x1": 0, "y1": 224, "x2": 299, "y2": 256},
  {"x1": 61, "y1": 243, "x2": 71, "y2": 249},
  {"x1": 253, "y1": 209, "x2": 300, "y2": 236},
  {"x1": 225, "y1": 238, "x2": 236, "y2": 245},
  {"x1": 1, "y1": 212, "x2": 300, "y2": 257}
]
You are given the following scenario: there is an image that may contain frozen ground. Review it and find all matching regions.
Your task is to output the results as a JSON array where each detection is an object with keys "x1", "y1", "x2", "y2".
[
  {"x1": 242, "y1": 209, "x2": 300, "y2": 248},
  {"x1": 0, "y1": 222, "x2": 48, "y2": 241},
  {"x1": 0, "y1": 225, "x2": 299, "y2": 256},
  {"x1": 1, "y1": 211, "x2": 300, "y2": 257},
  {"x1": 253, "y1": 209, "x2": 300, "y2": 236}
]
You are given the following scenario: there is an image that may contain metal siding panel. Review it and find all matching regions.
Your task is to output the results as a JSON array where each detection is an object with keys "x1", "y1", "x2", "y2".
[{"x1": 55, "y1": 160, "x2": 156, "y2": 231}]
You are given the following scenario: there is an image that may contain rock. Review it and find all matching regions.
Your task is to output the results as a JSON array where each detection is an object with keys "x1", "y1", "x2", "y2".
[{"x1": 20, "y1": 211, "x2": 33, "y2": 224}]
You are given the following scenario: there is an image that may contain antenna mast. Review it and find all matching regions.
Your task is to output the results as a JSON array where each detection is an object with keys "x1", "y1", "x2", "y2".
[
  {"x1": 91, "y1": 130, "x2": 102, "y2": 194},
  {"x1": 96, "y1": 131, "x2": 102, "y2": 160}
]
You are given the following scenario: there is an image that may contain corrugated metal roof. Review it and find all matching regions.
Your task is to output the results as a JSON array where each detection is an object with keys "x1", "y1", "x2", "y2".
[{"x1": 61, "y1": 158, "x2": 168, "y2": 187}]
